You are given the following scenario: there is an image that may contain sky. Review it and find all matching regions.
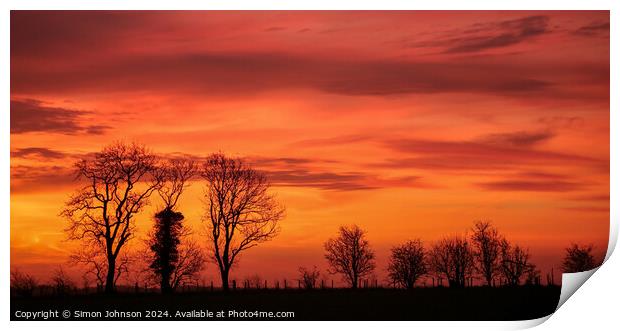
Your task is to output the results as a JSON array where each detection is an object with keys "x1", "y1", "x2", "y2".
[{"x1": 10, "y1": 11, "x2": 609, "y2": 286}]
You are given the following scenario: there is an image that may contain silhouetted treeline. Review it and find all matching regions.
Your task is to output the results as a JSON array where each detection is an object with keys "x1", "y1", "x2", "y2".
[{"x1": 10, "y1": 142, "x2": 606, "y2": 296}]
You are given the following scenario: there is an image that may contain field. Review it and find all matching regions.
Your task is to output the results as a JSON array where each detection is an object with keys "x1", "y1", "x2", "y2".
[{"x1": 11, "y1": 286, "x2": 561, "y2": 321}]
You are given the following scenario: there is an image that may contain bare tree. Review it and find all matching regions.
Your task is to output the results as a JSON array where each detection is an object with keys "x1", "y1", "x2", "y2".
[
  {"x1": 562, "y1": 243, "x2": 599, "y2": 273},
  {"x1": 499, "y1": 239, "x2": 535, "y2": 286},
  {"x1": 201, "y1": 153, "x2": 285, "y2": 291},
  {"x1": 298, "y1": 266, "x2": 321, "y2": 289},
  {"x1": 471, "y1": 221, "x2": 503, "y2": 286},
  {"x1": 52, "y1": 266, "x2": 76, "y2": 296},
  {"x1": 324, "y1": 225, "x2": 375, "y2": 289},
  {"x1": 61, "y1": 142, "x2": 163, "y2": 293},
  {"x1": 387, "y1": 239, "x2": 427, "y2": 290},
  {"x1": 428, "y1": 235, "x2": 474, "y2": 288},
  {"x1": 10, "y1": 270, "x2": 37, "y2": 297},
  {"x1": 69, "y1": 246, "x2": 131, "y2": 292},
  {"x1": 243, "y1": 274, "x2": 264, "y2": 288},
  {"x1": 169, "y1": 241, "x2": 205, "y2": 289},
  {"x1": 146, "y1": 158, "x2": 204, "y2": 293}
]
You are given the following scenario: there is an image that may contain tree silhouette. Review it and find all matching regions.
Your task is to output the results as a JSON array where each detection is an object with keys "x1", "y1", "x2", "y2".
[
  {"x1": 201, "y1": 153, "x2": 284, "y2": 291},
  {"x1": 146, "y1": 158, "x2": 204, "y2": 293},
  {"x1": 69, "y1": 245, "x2": 131, "y2": 292},
  {"x1": 387, "y1": 239, "x2": 427, "y2": 290},
  {"x1": 298, "y1": 266, "x2": 321, "y2": 289},
  {"x1": 562, "y1": 243, "x2": 598, "y2": 273},
  {"x1": 499, "y1": 239, "x2": 535, "y2": 286},
  {"x1": 428, "y1": 235, "x2": 474, "y2": 288},
  {"x1": 52, "y1": 266, "x2": 75, "y2": 296},
  {"x1": 471, "y1": 221, "x2": 503, "y2": 286},
  {"x1": 324, "y1": 225, "x2": 375, "y2": 289},
  {"x1": 10, "y1": 270, "x2": 37, "y2": 297},
  {"x1": 61, "y1": 142, "x2": 163, "y2": 293}
]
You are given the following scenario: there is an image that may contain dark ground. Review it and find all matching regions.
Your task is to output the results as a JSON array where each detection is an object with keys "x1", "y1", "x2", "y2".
[{"x1": 11, "y1": 286, "x2": 560, "y2": 321}]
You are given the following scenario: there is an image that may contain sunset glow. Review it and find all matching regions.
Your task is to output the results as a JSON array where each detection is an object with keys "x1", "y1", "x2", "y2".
[{"x1": 10, "y1": 11, "x2": 609, "y2": 285}]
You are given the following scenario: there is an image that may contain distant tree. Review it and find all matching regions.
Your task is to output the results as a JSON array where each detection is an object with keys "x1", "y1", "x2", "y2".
[
  {"x1": 61, "y1": 142, "x2": 164, "y2": 293},
  {"x1": 52, "y1": 266, "x2": 76, "y2": 296},
  {"x1": 499, "y1": 239, "x2": 535, "y2": 286},
  {"x1": 10, "y1": 270, "x2": 37, "y2": 297},
  {"x1": 387, "y1": 239, "x2": 427, "y2": 290},
  {"x1": 324, "y1": 225, "x2": 375, "y2": 289},
  {"x1": 298, "y1": 266, "x2": 321, "y2": 289},
  {"x1": 562, "y1": 243, "x2": 598, "y2": 273},
  {"x1": 146, "y1": 158, "x2": 204, "y2": 293},
  {"x1": 525, "y1": 267, "x2": 541, "y2": 286},
  {"x1": 428, "y1": 235, "x2": 474, "y2": 288},
  {"x1": 201, "y1": 153, "x2": 285, "y2": 291},
  {"x1": 471, "y1": 221, "x2": 503, "y2": 286},
  {"x1": 243, "y1": 274, "x2": 264, "y2": 288}
]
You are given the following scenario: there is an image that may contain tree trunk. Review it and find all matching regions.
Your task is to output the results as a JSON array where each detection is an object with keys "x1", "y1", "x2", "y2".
[
  {"x1": 161, "y1": 273, "x2": 172, "y2": 294},
  {"x1": 351, "y1": 275, "x2": 358, "y2": 289},
  {"x1": 220, "y1": 268, "x2": 230, "y2": 291},
  {"x1": 105, "y1": 258, "x2": 116, "y2": 294}
]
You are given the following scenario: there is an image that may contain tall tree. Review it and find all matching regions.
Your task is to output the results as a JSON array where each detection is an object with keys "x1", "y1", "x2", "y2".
[
  {"x1": 201, "y1": 153, "x2": 284, "y2": 291},
  {"x1": 324, "y1": 225, "x2": 375, "y2": 289},
  {"x1": 387, "y1": 240, "x2": 427, "y2": 289},
  {"x1": 562, "y1": 243, "x2": 598, "y2": 273},
  {"x1": 499, "y1": 239, "x2": 535, "y2": 286},
  {"x1": 62, "y1": 142, "x2": 163, "y2": 293},
  {"x1": 428, "y1": 235, "x2": 474, "y2": 288},
  {"x1": 146, "y1": 158, "x2": 204, "y2": 293},
  {"x1": 471, "y1": 221, "x2": 503, "y2": 286}
]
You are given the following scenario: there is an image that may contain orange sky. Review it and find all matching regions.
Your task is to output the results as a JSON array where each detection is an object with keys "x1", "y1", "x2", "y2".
[{"x1": 10, "y1": 11, "x2": 609, "y2": 286}]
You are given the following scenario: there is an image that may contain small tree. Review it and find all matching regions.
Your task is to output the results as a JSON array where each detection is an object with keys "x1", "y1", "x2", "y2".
[
  {"x1": 499, "y1": 239, "x2": 535, "y2": 286},
  {"x1": 298, "y1": 266, "x2": 321, "y2": 289},
  {"x1": 428, "y1": 235, "x2": 474, "y2": 288},
  {"x1": 10, "y1": 270, "x2": 37, "y2": 297},
  {"x1": 69, "y1": 245, "x2": 131, "y2": 292},
  {"x1": 324, "y1": 225, "x2": 375, "y2": 289},
  {"x1": 243, "y1": 274, "x2": 264, "y2": 289},
  {"x1": 387, "y1": 239, "x2": 427, "y2": 290},
  {"x1": 201, "y1": 153, "x2": 285, "y2": 291},
  {"x1": 52, "y1": 266, "x2": 76, "y2": 296},
  {"x1": 562, "y1": 243, "x2": 598, "y2": 273},
  {"x1": 471, "y1": 221, "x2": 503, "y2": 286}
]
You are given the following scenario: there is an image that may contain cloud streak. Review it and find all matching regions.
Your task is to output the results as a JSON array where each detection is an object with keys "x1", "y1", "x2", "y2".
[
  {"x1": 377, "y1": 136, "x2": 600, "y2": 172},
  {"x1": 407, "y1": 16, "x2": 551, "y2": 54},
  {"x1": 10, "y1": 99, "x2": 111, "y2": 135}
]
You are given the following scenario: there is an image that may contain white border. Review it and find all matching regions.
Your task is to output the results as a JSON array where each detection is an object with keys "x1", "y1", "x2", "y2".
[{"x1": 2, "y1": 1, "x2": 617, "y2": 330}]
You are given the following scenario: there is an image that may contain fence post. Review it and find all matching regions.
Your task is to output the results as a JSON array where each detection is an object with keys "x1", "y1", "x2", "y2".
[
  {"x1": 331, "y1": 280, "x2": 334, "y2": 289},
  {"x1": 298, "y1": 279, "x2": 300, "y2": 289},
  {"x1": 232, "y1": 280, "x2": 236, "y2": 290},
  {"x1": 284, "y1": 279, "x2": 287, "y2": 289}
]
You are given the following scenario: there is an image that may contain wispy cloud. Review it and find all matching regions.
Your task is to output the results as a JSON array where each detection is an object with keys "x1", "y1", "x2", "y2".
[
  {"x1": 407, "y1": 16, "x2": 551, "y2": 54},
  {"x1": 11, "y1": 147, "x2": 70, "y2": 159},
  {"x1": 476, "y1": 179, "x2": 583, "y2": 192},
  {"x1": 10, "y1": 99, "x2": 111, "y2": 135},
  {"x1": 574, "y1": 21, "x2": 610, "y2": 36}
]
